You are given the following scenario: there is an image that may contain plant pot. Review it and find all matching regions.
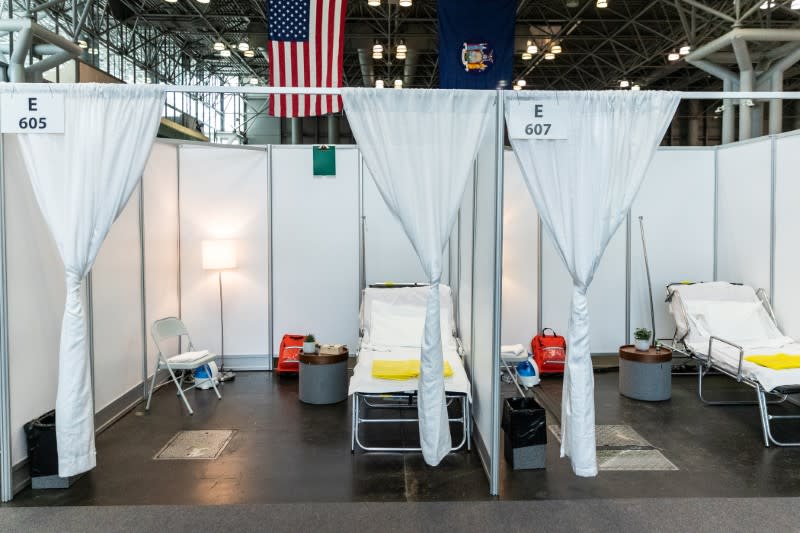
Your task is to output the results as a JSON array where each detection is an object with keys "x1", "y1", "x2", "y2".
[
  {"x1": 303, "y1": 342, "x2": 316, "y2": 354},
  {"x1": 634, "y1": 339, "x2": 651, "y2": 352}
]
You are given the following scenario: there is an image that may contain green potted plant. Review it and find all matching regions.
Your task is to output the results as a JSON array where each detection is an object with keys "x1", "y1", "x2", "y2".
[
  {"x1": 303, "y1": 333, "x2": 317, "y2": 354},
  {"x1": 634, "y1": 328, "x2": 651, "y2": 351}
]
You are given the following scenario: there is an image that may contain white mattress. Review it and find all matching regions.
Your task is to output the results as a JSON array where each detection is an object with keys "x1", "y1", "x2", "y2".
[
  {"x1": 669, "y1": 282, "x2": 800, "y2": 392},
  {"x1": 348, "y1": 344, "x2": 471, "y2": 399}
]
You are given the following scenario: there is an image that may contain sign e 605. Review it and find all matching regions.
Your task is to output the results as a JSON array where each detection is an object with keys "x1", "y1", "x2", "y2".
[{"x1": 1, "y1": 94, "x2": 65, "y2": 134}]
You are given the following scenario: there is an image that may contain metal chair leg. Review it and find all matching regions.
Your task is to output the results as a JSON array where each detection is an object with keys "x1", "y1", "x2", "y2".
[
  {"x1": 145, "y1": 366, "x2": 160, "y2": 411},
  {"x1": 165, "y1": 364, "x2": 194, "y2": 415},
  {"x1": 209, "y1": 374, "x2": 222, "y2": 400}
]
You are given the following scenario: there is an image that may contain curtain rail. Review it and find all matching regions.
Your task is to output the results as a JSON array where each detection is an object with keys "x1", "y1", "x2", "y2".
[{"x1": 160, "y1": 86, "x2": 800, "y2": 100}]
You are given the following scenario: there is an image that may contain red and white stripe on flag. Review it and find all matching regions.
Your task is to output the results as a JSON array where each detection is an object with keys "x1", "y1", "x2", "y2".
[{"x1": 268, "y1": 0, "x2": 347, "y2": 118}]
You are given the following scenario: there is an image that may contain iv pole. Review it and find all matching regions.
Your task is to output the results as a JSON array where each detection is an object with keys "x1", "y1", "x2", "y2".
[{"x1": 639, "y1": 216, "x2": 656, "y2": 346}]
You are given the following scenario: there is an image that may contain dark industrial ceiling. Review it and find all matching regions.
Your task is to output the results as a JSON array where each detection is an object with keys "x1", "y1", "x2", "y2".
[{"x1": 100, "y1": 0, "x2": 800, "y2": 90}]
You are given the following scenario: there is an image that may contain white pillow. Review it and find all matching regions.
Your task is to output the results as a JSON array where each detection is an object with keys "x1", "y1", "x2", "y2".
[
  {"x1": 369, "y1": 300, "x2": 455, "y2": 348},
  {"x1": 685, "y1": 300, "x2": 781, "y2": 342}
]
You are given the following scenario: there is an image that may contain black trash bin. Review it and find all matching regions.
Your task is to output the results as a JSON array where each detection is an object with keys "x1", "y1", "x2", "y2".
[
  {"x1": 501, "y1": 397, "x2": 547, "y2": 470},
  {"x1": 24, "y1": 410, "x2": 74, "y2": 489}
]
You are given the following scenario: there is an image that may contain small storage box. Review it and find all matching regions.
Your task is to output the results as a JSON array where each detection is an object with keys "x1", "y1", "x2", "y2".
[{"x1": 502, "y1": 397, "x2": 547, "y2": 470}]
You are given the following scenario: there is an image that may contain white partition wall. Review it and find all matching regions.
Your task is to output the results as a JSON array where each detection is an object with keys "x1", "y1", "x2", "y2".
[
  {"x1": 458, "y1": 171, "x2": 475, "y2": 369},
  {"x1": 4, "y1": 137, "x2": 63, "y2": 467},
  {"x1": 630, "y1": 148, "x2": 716, "y2": 341},
  {"x1": 540, "y1": 225, "x2": 626, "y2": 354},
  {"x1": 774, "y1": 132, "x2": 800, "y2": 336},
  {"x1": 501, "y1": 151, "x2": 538, "y2": 347},
  {"x1": 716, "y1": 138, "x2": 772, "y2": 293},
  {"x1": 271, "y1": 146, "x2": 360, "y2": 354},
  {"x1": 179, "y1": 144, "x2": 270, "y2": 369},
  {"x1": 470, "y1": 121, "x2": 501, "y2": 495},
  {"x1": 142, "y1": 142, "x2": 180, "y2": 374},
  {"x1": 363, "y1": 164, "x2": 449, "y2": 286},
  {"x1": 91, "y1": 186, "x2": 144, "y2": 412}
]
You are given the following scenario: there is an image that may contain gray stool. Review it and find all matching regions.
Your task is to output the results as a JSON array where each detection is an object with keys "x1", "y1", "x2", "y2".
[
  {"x1": 299, "y1": 351, "x2": 349, "y2": 404},
  {"x1": 619, "y1": 345, "x2": 672, "y2": 401}
]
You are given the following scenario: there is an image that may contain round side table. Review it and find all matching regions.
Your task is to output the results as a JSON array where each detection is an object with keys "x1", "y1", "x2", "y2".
[
  {"x1": 298, "y1": 350, "x2": 349, "y2": 405},
  {"x1": 618, "y1": 345, "x2": 672, "y2": 401}
]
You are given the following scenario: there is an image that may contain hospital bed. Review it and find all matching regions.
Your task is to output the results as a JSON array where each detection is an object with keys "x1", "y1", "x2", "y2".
[
  {"x1": 349, "y1": 284, "x2": 471, "y2": 453},
  {"x1": 667, "y1": 281, "x2": 800, "y2": 447}
]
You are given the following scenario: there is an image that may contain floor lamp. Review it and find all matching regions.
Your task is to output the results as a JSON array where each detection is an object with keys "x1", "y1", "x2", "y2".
[{"x1": 202, "y1": 239, "x2": 237, "y2": 382}]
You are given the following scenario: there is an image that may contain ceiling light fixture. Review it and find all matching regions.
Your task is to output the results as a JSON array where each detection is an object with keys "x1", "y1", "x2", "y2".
[
  {"x1": 631, "y1": 84, "x2": 641, "y2": 91},
  {"x1": 372, "y1": 50, "x2": 383, "y2": 59},
  {"x1": 679, "y1": 45, "x2": 691, "y2": 55},
  {"x1": 213, "y1": 42, "x2": 225, "y2": 51},
  {"x1": 394, "y1": 79, "x2": 403, "y2": 89},
  {"x1": 513, "y1": 84, "x2": 522, "y2": 91},
  {"x1": 551, "y1": 43, "x2": 562, "y2": 54},
  {"x1": 77, "y1": 39, "x2": 88, "y2": 49},
  {"x1": 544, "y1": 52, "x2": 555, "y2": 60},
  {"x1": 243, "y1": 49, "x2": 255, "y2": 58},
  {"x1": 526, "y1": 40, "x2": 538, "y2": 54},
  {"x1": 368, "y1": 0, "x2": 380, "y2": 5},
  {"x1": 196, "y1": 0, "x2": 210, "y2": 4},
  {"x1": 165, "y1": 0, "x2": 178, "y2": 3},
  {"x1": 619, "y1": 80, "x2": 629, "y2": 88},
  {"x1": 522, "y1": 52, "x2": 532, "y2": 60},
  {"x1": 399, "y1": 0, "x2": 412, "y2": 6},
  {"x1": 596, "y1": 0, "x2": 608, "y2": 7},
  {"x1": 517, "y1": 79, "x2": 527, "y2": 87},
  {"x1": 397, "y1": 41, "x2": 407, "y2": 54},
  {"x1": 372, "y1": 42, "x2": 383, "y2": 54},
  {"x1": 667, "y1": 50, "x2": 680, "y2": 61},
  {"x1": 396, "y1": 50, "x2": 406, "y2": 59},
  {"x1": 375, "y1": 79, "x2": 384, "y2": 88},
  {"x1": 249, "y1": 77, "x2": 259, "y2": 85},
  {"x1": 238, "y1": 42, "x2": 250, "y2": 51},
  {"x1": 220, "y1": 49, "x2": 231, "y2": 57}
]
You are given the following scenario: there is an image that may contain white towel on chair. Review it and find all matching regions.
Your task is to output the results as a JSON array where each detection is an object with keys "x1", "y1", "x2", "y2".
[
  {"x1": 501, "y1": 344, "x2": 528, "y2": 361},
  {"x1": 168, "y1": 350, "x2": 211, "y2": 364}
]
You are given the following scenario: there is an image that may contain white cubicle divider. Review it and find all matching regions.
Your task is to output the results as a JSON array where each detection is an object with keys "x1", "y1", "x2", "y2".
[
  {"x1": 271, "y1": 146, "x2": 360, "y2": 355},
  {"x1": 469, "y1": 122, "x2": 501, "y2": 495},
  {"x1": 3, "y1": 137, "x2": 63, "y2": 468},
  {"x1": 540, "y1": 220, "x2": 626, "y2": 354},
  {"x1": 716, "y1": 138, "x2": 773, "y2": 294},
  {"x1": 179, "y1": 144, "x2": 270, "y2": 369},
  {"x1": 362, "y1": 163, "x2": 450, "y2": 286},
  {"x1": 773, "y1": 131, "x2": 800, "y2": 337},
  {"x1": 501, "y1": 151, "x2": 538, "y2": 347},
  {"x1": 630, "y1": 148, "x2": 716, "y2": 342},
  {"x1": 91, "y1": 186, "x2": 144, "y2": 412},
  {"x1": 458, "y1": 171, "x2": 475, "y2": 370},
  {"x1": 142, "y1": 142, "x2": 180, "y2": 375}
]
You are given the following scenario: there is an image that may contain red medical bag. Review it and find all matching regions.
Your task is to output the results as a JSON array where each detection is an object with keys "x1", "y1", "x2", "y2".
[
  {"x1": 275, "y1": 334, "x2": 305, "y2": 375},
  {"x1": 531, "y1": 328, "x2": 567, "y2": 375}
]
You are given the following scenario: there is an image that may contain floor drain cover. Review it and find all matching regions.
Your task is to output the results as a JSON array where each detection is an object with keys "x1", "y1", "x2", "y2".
[
  {"x1": 154, "y1": 430, "x2": 235, "y2": 460},
  {"x1": 548, "y1": 424, "x2": 678, "y2": 471}
]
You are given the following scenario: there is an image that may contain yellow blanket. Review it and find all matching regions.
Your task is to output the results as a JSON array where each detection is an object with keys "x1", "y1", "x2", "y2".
[
  {"x1": 744, "y1": 354, "x2": 800, "y2": 370},
  {"x1": 372, "y1": 359, "x2": 454, "y2": 380}
]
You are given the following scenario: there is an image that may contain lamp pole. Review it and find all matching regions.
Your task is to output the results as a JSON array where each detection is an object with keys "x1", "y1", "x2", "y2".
[{"x1": 218, "y1": 270, "x2": 235, "y2": 382}]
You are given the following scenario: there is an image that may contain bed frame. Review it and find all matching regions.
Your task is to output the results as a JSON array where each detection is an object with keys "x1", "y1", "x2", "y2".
[
  {"x1": 350, "y1": 391, "x2": 471, "y2": 453},
  {"x1": 667, "y1": 287, "x2": 800, "y2": 447}
]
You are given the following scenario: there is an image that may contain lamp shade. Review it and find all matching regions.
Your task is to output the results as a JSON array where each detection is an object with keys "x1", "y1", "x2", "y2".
[{"x1": 202, "y1": 240, "x2": 238, "y2": 270}]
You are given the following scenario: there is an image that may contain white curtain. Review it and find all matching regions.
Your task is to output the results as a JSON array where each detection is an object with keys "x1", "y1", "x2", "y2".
[
  {"x1": 342, "y1": 88, "x2": 494, "y2": 465},
  {"x1": 504, "y1": 90, "x2": 679, "y2": 476},
  {"x1": 5, "y1": 84, "x2": 164, "y2": 476}
]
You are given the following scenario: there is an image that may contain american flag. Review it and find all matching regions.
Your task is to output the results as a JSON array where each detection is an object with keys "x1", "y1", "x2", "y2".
[{"x1": 267, "y1": 0, "x2": 347, "y2": 117}]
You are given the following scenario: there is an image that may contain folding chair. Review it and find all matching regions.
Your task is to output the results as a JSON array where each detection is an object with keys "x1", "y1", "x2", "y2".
[{"x1": 146, "y1": 317, "x2": 222, "y2": 415}]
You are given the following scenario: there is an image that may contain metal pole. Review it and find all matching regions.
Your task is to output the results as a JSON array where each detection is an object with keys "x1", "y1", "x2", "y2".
[
  {"x1": 138, "y1": 182, "x2": 147, "y2": 400},
  {"x1": 638, "y1": 216, "x2": 656, "y2": 346},
  {"x1": 489, "y1": 89, "x2": 505, "y2": 496},
  {"x1": 267, "y1": 145, "x2": 274, "y2": 370},
  {"x1": 0, "y1": 131, "x2": 13, "y2": 502}
]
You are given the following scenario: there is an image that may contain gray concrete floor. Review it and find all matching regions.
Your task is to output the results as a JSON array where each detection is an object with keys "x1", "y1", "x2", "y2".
[{"x1": 7, "y1": 368, "x2": 800, "y2": 506}]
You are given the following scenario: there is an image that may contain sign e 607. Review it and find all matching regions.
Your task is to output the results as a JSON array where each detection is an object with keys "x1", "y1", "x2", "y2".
[
  {"x1": 507, "y1": 99, "x2": 568, "y2": 140},
  {"x1": 1, "y1": 94, "x2": 65, "y2": 134}
]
